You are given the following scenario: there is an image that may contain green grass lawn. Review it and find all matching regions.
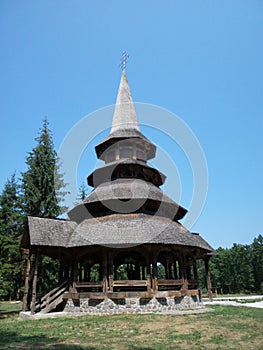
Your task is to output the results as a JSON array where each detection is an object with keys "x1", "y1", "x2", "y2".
[{"x1": 0, "y1": 301, "x2": 262, "y2": 350}]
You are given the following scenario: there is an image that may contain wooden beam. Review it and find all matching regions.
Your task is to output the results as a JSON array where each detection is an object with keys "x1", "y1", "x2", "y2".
[
  {"x1": 152, "y1": 256, "x2": 158, "y2": 292},
  {"x1": 62, "y1": 289, "x2": 199, "y2": 300},
  {"x1": 193, "y1": 260, "x2": 198, "y2": 281},
  {"x1": 22, "y1": 251, "x2": 31, "y2": 312},
  {"x1": 30, "y1": 253, "x2": 39, "y2": 315},
  {"x1": 102, "y1": 253, "x2": 108, "y2": 293},
  {"x1": 108, "y1": 252, "x2": 113, "y2": 292},
  {"x1": 112, "y1": 280, "x2": 147, "y2": 287}
]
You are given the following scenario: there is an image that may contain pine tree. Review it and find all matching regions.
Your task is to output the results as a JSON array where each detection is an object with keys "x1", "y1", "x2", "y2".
[
  {"x1": 75, "y1": 182, "x2": 88, "y2": 204},
  {"x1": 0, "y1": 173, "x2": 24, "y2": 300},
  {"x1": 21, "y1": 118, "x2": 68, "y2": 294},
  {"x1": 22, "y1": 118, "x2": 67, "y2": 218}
]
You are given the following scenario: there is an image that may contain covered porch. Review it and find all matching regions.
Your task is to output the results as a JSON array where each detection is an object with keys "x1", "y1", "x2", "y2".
[{"x1": 22, "y1": 244, "x2": 213, "y2": 314}]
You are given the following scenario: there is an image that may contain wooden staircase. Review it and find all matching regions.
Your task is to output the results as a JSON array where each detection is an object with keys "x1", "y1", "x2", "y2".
[{"x1": 34, "y1": 280, "x2": 69, "y2": 314}]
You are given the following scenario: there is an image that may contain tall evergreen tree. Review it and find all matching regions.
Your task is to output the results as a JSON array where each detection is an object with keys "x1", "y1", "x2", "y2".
[
  {"x1": 0, "y1": 173, "x2": 24, "y2": 300},
  {"x1": 21, "y1": 118, "x2": 68, "y2": 293},
  {"x1": 22, "y1": 118, "x2": 67, "y2": 218},
  {"x1": 75, "y1": 181, "x2": 88, "y2": 204}
]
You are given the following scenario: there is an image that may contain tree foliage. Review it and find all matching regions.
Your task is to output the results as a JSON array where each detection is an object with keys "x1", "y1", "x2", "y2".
[
  {"x1": 0, "y1": 174, "x2": 24, "y2": 300},
  {"x1": 21, "y1": 118, "x2": 67, "y2": 218},
  {"x1": 0, "y1": 119, "x2": 68, "y2": 299},
  {"x1": 0, "y1": 119, "x2": 262, "y2": 299},
  {"x1": 75, "y1": 181, "x2": 88, "y2": 204},
  {"x1": 198, "y1": 236, "x2": 263, "y2": 294},
  {"x1": 21, "y1": 119, "x2": 68, "y2": 295}
]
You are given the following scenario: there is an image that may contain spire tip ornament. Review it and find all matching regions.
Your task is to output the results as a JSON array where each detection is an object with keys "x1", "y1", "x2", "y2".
[{"x1": 119, "y1": 51, "x2": 129, "y2": 71}]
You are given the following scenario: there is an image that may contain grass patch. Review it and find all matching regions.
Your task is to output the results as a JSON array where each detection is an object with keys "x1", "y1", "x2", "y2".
[{"x1": 0, "y1": 302, "x2": 262, "y2": 349}]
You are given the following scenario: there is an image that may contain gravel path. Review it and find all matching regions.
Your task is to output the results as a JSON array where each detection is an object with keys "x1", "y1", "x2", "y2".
[{"x1": 203, "y1": 295, "x2": 263, "y2": 309}]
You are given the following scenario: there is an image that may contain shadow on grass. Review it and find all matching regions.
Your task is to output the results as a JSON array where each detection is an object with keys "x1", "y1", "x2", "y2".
[
  {"x1": 129, "y1": 348, "x2": 155, "y2": 350},
  {"x1": 0, "y1": 305, "x2": 22, "y2": 320},
  {"x1": 0, "y1": 310, "x2": 21, "y2": 319},
  {"x1": 0, "y1": 331, "x2": 96, "y2": 350}
]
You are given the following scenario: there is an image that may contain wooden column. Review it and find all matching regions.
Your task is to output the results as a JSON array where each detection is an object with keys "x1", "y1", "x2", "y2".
[
  {"x1": 30, "y1": 253, "x2": 39, "y2": 315},
  {"x1": 146, "y1": 256, "x2": 151, "y2": 293},
  {"x1": 22, "y1": 250, "x2": 31, "y2": 312},
  {"x1": 84, "y1": 264, "x2": 88, "y2": 282},
  {"x1": 142, "y1": 265, "x2": 146, "y2": 280},
  {"x1": 193, "y1": 260, "x2": 198, "y2": 281},
  {"x1": 79, "y1": 264, "x2": 83, "y2": 282},
  {"x1": 174, "y1": 260, "x2": 178, "y2": 279},
  {"x1": 69, "y1": 260, "x2": 78, "y2": 293},
  {"x1": 102, "y1": 253, "x2": 108, "y2": 293},
  {"x1": 73, "y1": 261, "x2": 78, "y2": 293},
  {"x1": 108, "y1": 252, "x2": 113, "y2": 292},
  {"x1": 168, "y1": 263, "x2": 172, "y2": 280},
  {"x1": 205, "y1": 257, "x2": 213, "y2": 301},
  {"x1": 165, "y1": 259, "x2": 169, "y2": 279},
  {"x1": 114, "y1": 265, "x2": 118, "y2": 280},
  {"x1": 179, "y1": 255, "x2": 188, "y2": 291},
  {"x1": 152, "y1": 256, "x2": 158, "y2": 292}
]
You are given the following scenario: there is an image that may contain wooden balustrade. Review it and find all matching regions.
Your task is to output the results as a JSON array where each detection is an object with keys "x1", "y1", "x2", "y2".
[
  {"x1": 35, "y1": 280, "x2": 68, "y2": 314},
  {"x1": 75, "y1": 281, "x2": 104, "y2": 293}
]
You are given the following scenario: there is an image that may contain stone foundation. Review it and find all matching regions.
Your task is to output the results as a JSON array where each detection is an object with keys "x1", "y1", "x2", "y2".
[{"x1": 64, "y1": 295, "x2": 203, "y2": 315}]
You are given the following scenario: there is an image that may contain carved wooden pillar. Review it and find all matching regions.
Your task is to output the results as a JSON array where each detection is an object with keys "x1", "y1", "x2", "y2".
[
  {"x1": 168, "y1": 263, "x2": 172, "y2": 280},
  {"x1": 179, "y1": 254, "x2": 188, "y2": 291},
  {"x1": 73, "y1": 261, "x2": 78, "y2": 292},
  {"x1": 102, "y1": 252, "x2": 108, "y2": 293},
  {"x1": 70, "y1": 260, "x2": 78, "y2": 293},
  {"x1": 142, "y1": 265, "x2": 146, "y2": 280},
  {"x1": 108, "y1": 251, "x2": 113, "y2": 292},
  {"x1": 205, "y1": 257, "x2": 213, "y2": 301},
  {"x1": 173, "y1": 260, "x2": 178, "y2": 279},
  {"x1": 84, "y1": 264, "x2": 88, "y2": 282},
  {"x1": 79, "y1": 263, "x2": 83, "y2": 282},
  {"x1": 165, "y1": 259, "x2": 169, "y2": 279},
  {"x1": 30, "y1": 253, "x2": 39, "y2": 315},
  {"x1": 193, "y1": 260, "x2": 198, "y2": 281},
  {"x1": 146, "y1": 255, "x2": 151, "y2": 293},
  {"x1": 22, "y1": 250, "x2": 31, "y2": 312},
  {"x1": 152, "y1": 255, "x2": 158, "y2": 292}
]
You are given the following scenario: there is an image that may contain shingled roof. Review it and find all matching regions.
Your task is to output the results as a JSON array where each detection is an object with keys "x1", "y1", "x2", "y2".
[
  {"x1": 21, "y1": 70, "x2": 215, "y2": 259},
  {"x1": 22, "y1": 214, "x2": 214, "y2": 254},
  {"x1": 95, "y1": 71, "x2": 156, "y2": 160}
]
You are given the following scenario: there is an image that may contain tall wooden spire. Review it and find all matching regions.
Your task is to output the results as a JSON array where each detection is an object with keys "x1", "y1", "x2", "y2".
[
  {"x1": 95, "y1": 71, "x2": 156, "y2": 161},
  {"x1": 111, "y1": 71, "x2": 140, "y2": 133}
]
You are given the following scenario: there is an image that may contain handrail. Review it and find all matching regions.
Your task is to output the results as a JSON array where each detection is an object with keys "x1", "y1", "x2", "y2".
[
  {"x1": 35, "y1": 280, "x2": 68, "y2": 312},
  {"x1": 158, "y1": 279, "x2": 184, "y2": 286},
  {"x1": 75, "y1": 281, "x2": 103, "y2": 289},
  {"x1": 113, "y1": 280, "x2": 147, "y2": 287}
]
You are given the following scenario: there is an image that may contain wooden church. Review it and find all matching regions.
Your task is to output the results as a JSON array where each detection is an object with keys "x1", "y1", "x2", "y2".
[{"x1": 20, "y1": 69, "x2": 215, "y2": 315}]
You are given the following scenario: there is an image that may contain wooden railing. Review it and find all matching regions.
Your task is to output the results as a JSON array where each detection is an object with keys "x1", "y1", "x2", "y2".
[
  {"x1": 35, "y1": 280, "x2": 68, "y2": 314},
  {"x1": 75, "y1": 281, "x2": 104, "y2": 291},
  {"x1": 157, "y1": 279, "x2": 184, "y2": 291},
  {"x1": 112, "y1": 280, "x2": 148, "y2": 287}
]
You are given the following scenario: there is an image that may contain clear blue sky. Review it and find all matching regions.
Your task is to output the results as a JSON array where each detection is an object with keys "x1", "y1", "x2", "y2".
[{"x1": 0, "y1": 0, "x2": 262, "y2": 248}]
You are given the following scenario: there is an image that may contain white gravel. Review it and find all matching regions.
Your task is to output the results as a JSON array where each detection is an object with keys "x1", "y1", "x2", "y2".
[{"x1": 203, "y1": 295, "x2": 263, "y2": 309}]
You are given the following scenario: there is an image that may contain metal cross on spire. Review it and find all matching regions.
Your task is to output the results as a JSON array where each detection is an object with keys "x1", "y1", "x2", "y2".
[{"x1": 119, "y1": 51, "x2": 129, "y2": 71}]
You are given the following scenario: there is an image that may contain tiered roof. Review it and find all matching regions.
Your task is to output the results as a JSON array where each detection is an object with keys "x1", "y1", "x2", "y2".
[{"x1": 21, "y1": 70, "x2": 215, "y2": 257}]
